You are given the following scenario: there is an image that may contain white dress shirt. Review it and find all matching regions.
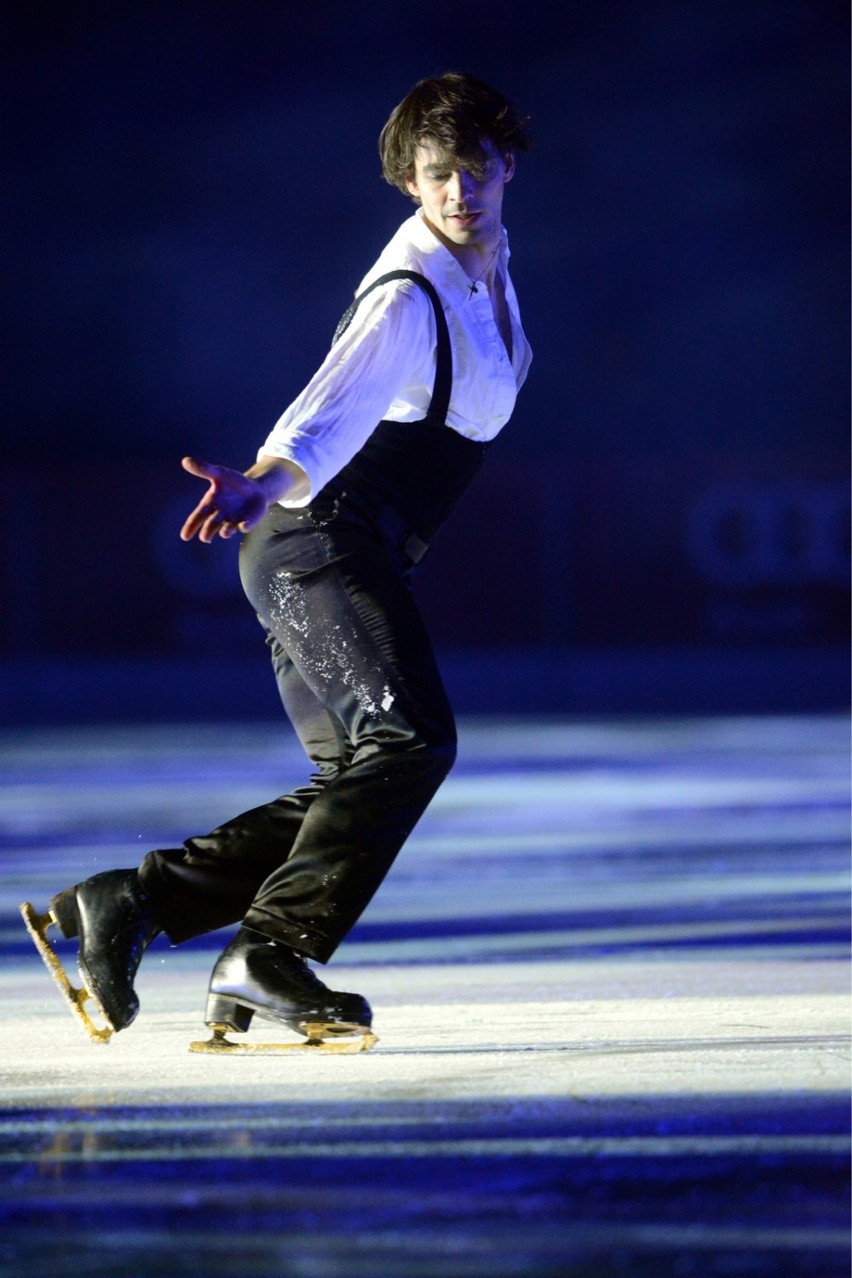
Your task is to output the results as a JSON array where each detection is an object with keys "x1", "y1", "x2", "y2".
[{"x1": 260, "y1": 210, "x2": 532, "y2": 507}]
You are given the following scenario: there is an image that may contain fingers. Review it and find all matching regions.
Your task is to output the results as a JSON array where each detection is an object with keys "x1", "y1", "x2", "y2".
[
  {"x1": 181, "y1": 456, "x2": 219, "y2": 480},
  {"x1": 182, "y1": 507, "x2": 239, "y2": 543},
  {"x1": 180, "y1": 514, "x2": 207, "y2": 541},
  {"x1": 179, "y1": 456, "x2": 264, "y2": 542},
  {"x1": 199, "y1": 512, "x2": 222, "y2": 543},
  {"x1": 194, "y1": 509, "x2": 229, "y2": 543},
  {"x1": 180, "y1": 498, "x2": 217, "y2": 542},
  {"x1": 180, "y1": 458, "x2": 226, "y2": 541}
]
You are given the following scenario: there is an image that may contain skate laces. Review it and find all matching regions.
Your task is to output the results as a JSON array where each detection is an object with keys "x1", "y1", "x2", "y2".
[{"x1": 265, "y1": 939, "x2": 329, "y2": 992}]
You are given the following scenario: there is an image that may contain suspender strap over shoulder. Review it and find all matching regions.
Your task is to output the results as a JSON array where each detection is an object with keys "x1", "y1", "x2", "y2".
[{"x1": 332, "y1": 269, "x2": 452, "y2": 427}]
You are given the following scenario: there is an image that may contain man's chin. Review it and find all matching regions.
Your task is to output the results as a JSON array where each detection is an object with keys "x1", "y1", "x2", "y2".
[{"x1": 443, "y1": 223, "x2": 484, "y2": 245}]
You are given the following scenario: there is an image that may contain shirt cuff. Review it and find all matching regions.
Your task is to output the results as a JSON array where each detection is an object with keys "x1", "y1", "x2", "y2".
[{"x1": 256, "y1": 446, "x2": 314, "y2": 507}]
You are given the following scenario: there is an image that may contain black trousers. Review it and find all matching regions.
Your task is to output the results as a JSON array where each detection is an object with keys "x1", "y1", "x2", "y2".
[{"x1": 138, "y1": 483, "x2": 457, "y2": 962}]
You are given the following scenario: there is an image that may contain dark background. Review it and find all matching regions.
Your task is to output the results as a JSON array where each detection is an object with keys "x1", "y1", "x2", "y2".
[{"x1": 2, "y1": 0, "x2": 848, "y2": 723}]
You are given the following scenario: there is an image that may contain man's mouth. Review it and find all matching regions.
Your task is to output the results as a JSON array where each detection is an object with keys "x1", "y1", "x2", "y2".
[{"x1": 448, "y1": 211, "x2": 482, "y2": 227}]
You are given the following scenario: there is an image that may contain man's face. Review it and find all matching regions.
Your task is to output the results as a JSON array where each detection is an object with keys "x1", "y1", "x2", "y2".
[{"x1": 405, "y1": 137, "x2": 515, "y2": 251}]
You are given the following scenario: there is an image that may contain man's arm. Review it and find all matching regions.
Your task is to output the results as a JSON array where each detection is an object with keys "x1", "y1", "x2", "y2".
[
  {"x1": 181, "y1": 281, "x2": 430, "y2": 545},
  {"x1": 259, "y1": 281, "x2": 434, "y2": 502},
  {"x1": 180, "y1": 454, "x2": 309, "y2": 544}
]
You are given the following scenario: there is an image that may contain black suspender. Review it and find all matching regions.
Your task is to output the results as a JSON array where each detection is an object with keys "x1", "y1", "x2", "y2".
[{"x1": 332, "y1": 269, "x2": 452, "y2": 428}]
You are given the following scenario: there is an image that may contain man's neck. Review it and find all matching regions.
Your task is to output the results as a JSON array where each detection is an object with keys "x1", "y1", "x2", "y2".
[{"x1": 420, "y1": 214, "x2": 502, "y2": 282}]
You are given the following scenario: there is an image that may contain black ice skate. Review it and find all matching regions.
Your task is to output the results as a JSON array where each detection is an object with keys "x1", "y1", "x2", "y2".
[
  {"x1": 20, "y1": 869, "x2": 161, "y2": 1044},
  {"x1": 190, "y1": 926, "x2": 377, "y2": 1054}
]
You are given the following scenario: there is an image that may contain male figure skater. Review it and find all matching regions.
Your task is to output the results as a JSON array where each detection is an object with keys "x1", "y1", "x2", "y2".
[{"x1": 22, "y1": 71, "x2": 532, "y2": 1051}]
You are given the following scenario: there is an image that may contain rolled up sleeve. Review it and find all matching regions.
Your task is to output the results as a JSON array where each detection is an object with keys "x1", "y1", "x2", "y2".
[{"x1": 259, "y1": 282, "x2": 435, "y2": 506}]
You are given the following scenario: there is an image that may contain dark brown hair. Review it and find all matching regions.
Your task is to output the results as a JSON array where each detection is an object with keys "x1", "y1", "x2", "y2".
[{"x1": 379, "y1": 71, "x2": 532, "y2": 197}]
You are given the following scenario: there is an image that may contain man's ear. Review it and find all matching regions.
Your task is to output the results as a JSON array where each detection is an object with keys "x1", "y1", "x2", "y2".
[{"x1": 502, "y1": 153, "x2": 516, "y2": 183}]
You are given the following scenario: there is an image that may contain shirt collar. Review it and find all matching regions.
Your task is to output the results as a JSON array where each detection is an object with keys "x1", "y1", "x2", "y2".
[{"x1": 408, "y1": 209, "x2": 510, "y2": 297}]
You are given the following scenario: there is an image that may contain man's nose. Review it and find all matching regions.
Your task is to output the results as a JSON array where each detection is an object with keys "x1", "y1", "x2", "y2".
[{"x1": 448, "y1": 170, "x2": 476, "y2": 202}]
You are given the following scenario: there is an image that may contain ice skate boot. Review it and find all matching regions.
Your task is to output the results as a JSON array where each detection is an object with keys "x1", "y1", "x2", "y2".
[
  {"x1": 20, "y1": 869, "x2": 161, "y2": 1044},
  {"x1": 190, "y1": 926, "x2": 377, "y2": 1054}
]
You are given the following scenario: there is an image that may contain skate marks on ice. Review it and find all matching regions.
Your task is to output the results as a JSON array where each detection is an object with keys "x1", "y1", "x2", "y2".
[
  {"x1": 339, "y1": 715, "x2": 850, "y2": 970},
  {"x1": 0, "y1": 714, "x2": 849, "y2": 1277},
  {"x1": 0, "y1": 983, "x2": 848, "y2": 1108},
  {"x1": 0, "y1": 713, "x2": 848, "y2": 1092}
]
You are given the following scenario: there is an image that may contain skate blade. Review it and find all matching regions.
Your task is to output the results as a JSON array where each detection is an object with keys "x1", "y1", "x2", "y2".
[
  {"x1": 19, "y1": 901, "x2": 114, "y2": 1045},
  {"x1": 189, "y1": 1021, "x2": 379, "y2": 1055}
]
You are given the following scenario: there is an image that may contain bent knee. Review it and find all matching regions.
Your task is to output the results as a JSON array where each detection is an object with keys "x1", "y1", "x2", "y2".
[
  {"x1": 425, "y1": 733, "x2": 457, "y2": 780},
  {"x1": 366, "y1": 725, "x2": 456, "y2": 780}
]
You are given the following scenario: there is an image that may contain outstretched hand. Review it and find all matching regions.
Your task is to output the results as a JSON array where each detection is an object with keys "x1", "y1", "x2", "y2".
[{"x1": 179, "y1": 456, "x2": 270, "y2": 543}]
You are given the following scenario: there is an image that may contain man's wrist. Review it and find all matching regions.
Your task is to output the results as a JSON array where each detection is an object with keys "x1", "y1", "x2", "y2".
[{"x1": 247, "y1": 456, "x2": 309, "y2": 505}]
